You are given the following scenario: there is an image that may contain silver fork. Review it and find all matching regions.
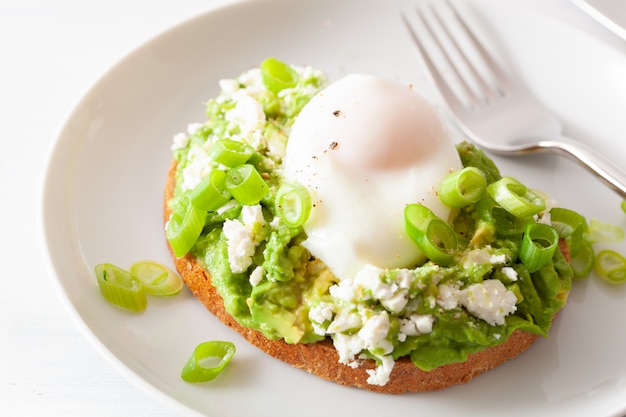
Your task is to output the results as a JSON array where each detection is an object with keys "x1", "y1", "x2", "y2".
[{"x1": 403, "y1": 0, "x2": 626, "y2": 199}]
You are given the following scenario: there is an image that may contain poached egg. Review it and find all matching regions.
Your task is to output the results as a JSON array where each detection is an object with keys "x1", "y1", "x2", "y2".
[{"x1": 282, "y1": 74, "x2": 463, "y2": 281}]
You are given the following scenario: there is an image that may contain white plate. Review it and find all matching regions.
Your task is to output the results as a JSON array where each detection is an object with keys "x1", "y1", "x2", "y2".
[{"x1": 41, "y1": 0, "x2": 626, "y2": 416}]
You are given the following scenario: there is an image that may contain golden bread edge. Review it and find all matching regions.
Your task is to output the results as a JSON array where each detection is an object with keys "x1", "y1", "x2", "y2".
[{"x1": 164, "y1": 160, "x2": 541, "y2": 393}]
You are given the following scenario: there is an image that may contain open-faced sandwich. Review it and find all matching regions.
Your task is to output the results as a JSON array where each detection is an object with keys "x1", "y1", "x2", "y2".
[{"x1": 163, "y1": 58, "x2": 582, "y2": 393}]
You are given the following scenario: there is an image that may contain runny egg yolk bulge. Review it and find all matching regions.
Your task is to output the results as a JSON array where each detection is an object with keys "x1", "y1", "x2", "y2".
[{"x1": 281, "y1": 74, "x2": 463, "y2": 281}]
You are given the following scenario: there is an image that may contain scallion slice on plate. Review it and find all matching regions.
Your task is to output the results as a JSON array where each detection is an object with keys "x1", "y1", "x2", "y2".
[
  {"x1": 585, "y1": 218, "x2": 625, "y2": 244},
  {"x1": 595, "y1": 250, "x2": 626, "y2": 284},
  {"x1": 129, "y1": 261, "x2": 183, "y2": 296},
  {"x1": 181, "y1": 341, "x2": 236, "y2": 382},
  {"x1": 95, "y1": 263, "x2": 147, "y2": 312}
]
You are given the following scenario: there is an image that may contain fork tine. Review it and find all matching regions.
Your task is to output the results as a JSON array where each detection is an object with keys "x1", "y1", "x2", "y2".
[
  {"x1": 442, "y1": 0, "x2": 508, "y2": 98},
  {"x1": 404, "y1": 0, "x2": 508, "y2": 110},
  {"x1": 427, "y1": 0, "x2": 498, "y2": 104},
  {"x1": 401, "y1": 9, "x2": 467, "y2": 112}
]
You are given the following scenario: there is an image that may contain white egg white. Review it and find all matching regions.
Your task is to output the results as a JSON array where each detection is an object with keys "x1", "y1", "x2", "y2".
[{"x1": 282, "y1": 74, "x2": 462, "y2": 281}]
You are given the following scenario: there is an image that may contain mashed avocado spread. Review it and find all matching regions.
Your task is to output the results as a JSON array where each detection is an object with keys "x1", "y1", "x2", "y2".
[{"x1": 167, "y1": 59, "x2": 574, "y2": 386}]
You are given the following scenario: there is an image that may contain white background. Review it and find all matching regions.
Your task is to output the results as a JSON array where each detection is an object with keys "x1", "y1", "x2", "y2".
[{"x1": 1, "y1": 0, "x2": 623, "y2": 416}]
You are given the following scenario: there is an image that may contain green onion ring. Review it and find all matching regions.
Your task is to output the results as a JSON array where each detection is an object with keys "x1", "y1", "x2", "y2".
[
  {"x1": 487, "y1": 176, "x2": 546, "y2": 218},
  {"x1": 569, "y1": 239, "x2": 595, "y2": 279},
  {"x1": 439, "y1": 167, "x2": 487, "y2": 208},
  {"x1": 405, "y1": 204, "x2": 457, "y2": 266},
  {"x1": 520, "y1": 223, "x2": 559, "y2": 273},
  {"x1": 225, "y1": 164, "x2": 269, "y2": 205},
  {"x1": 181, "y1": 341, "x2": 236, "y2": 382},
  {"x1": 476, "y1": 197, "x2": 533, "y2": 236},
  {"x1": 166, "y1": 204, "x2": 207, "y2": 258},
  {"x1": 129, "y1": 261, "x2": 183, "y2": 296},
  {"x1": 595, "y1": 250, "x2": 626, "y2": 284},
  {"x1": 275, "y1": 182, "x2": 312, "y2": 227},
  {"x1": 585, "y1": 218, "x2": 625, "y2": 244},
  {"x1": 549, "y1": 207, "x2": 586, "y2": 256},
  {"x1": 208, "y1": 139, "x2": 254, "y2": 168},
  {"x1": 190, "y1": 169, "x2": 232, "y2": 212},
  {"x1": 260, "y1": 57, "x2": 299, "y2": 94},
  {"x1": 95, "y1": 263, "x2": 147, "y2": 312}
]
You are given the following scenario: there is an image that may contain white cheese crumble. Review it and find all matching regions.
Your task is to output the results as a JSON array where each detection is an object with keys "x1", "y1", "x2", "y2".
[
  {"x1": 249, "y1": 266, "x2": 264, "y2": 286},
  {"x1": 171, "y1": 132, "x2": 189, "y2": 151},
  {"x1": 437, "y1": 284, "x2": 461, "y2": 310},
  {"x1": 225, "y1": 94, "x2": 266, "y2": 135},
  {"x1": 222, "y1": 204, "x2": 266, "y2": 273},
  {"x1": 366, "y1": 355, "x2": 395, "y2": 386},
  {"x1": 501, "y1": 266, "x2": 518, "y2": 281},
  {"x1": 459, "y1": 280, "x2": 517, "y2": 326}
]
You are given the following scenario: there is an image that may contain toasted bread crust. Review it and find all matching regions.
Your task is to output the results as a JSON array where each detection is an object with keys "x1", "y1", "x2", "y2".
[{"x1": 164, "y1": 161, "x2": 541, "y2": 393}]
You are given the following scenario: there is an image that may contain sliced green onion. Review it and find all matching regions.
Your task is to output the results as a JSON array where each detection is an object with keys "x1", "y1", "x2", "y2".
[
  {"x1": 260, "y1": 57, "x2": 299, "y2": 94},
  {"x1": 405, "y1": 204, "x2": 457, "y2": 266},
  {"x1": 439, "y1": 167, "x2": 487, "y2": 208},
  {"x1": 208, "y1": 139, "x2": 254, "y2": 168},
  {"x1": 550, "y1": 207, "x2": 586, "y2": 256},
  {"x1": 166, "y1": 204, "x2": 207, "y2": 258},
  {"x1": 190, "y1": 169, "x2": 232, "y2": 212},
  {"x1": 225, "y1": 164, "x2": 269, "y2": 205},
  {"x1": 569, "y1": 238, "x2": 595, "y2": 279},
  {"x1": 595, "y1": 250, "x2": 626, "y2": 284},
  {"x1": 585, "y1": 218, "x2": 625, "y2": 244},
  {"x1": 476, "y1": 197, "x2": 532, "y2": 236},
  {"x1": 129, "y1": 261, "x2": 183, "y2": 296},
  {"x1": 519, "y1": 223, "x2": 559, "y2": 273},
  {"x1": 95, "y1": 263, "x2": 146, "y2": 312},
  {"x1": 275, "y1": 182, "x2": 312, "y2": 227},
  {"x1": 181, "y1": 341, "x2": 236, "y2": 382},
  {"x1": 621, "y1": 200, "x2": 626, "y2": 214},
  {"x1": 487, "y1": 177, "x2": 546, "y2": 217}
]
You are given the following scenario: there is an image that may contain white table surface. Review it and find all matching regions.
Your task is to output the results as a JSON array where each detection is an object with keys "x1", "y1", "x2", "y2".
[{"x1": 1, "y1": 0, "x2": 624, "y2": 416}]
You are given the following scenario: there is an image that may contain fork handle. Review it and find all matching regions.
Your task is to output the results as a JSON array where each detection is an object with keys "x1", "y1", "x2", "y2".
[{"x1": 548, "y1": 135, "x2": 626, "y2": 200}]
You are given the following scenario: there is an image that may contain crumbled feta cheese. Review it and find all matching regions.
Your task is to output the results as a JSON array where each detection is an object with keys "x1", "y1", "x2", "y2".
[
  {"x1": 187, "y1": 122, "x2": 203, "y2": 135},
  {"x1": 327, "y1": 310, "x2": 362, "y2": 333},
  {"x1": 501, "y1": 266, "x2": 518, "y2": 281},
  {"x1": 459, "y1": 279, "x2": 517, "y2": 326},
  {"x1": 466, "y1": 248, "x2": 492, "y2": 264},
  {"x1": 180, "y1": 144, "x2": 214, "y2": 191},
  {"x1": 380, "y1": 289, "x2": 408, "y2": 314},
  {"x1": 399, "y1": 314, "x2": 435, "y2": 337},
  {"x1": 357, "y1": 313, "x2": 393, "y2": 355},
  {"x1": 242, "y1": 204, "x2": 264, "y2": 229},
  {"x1": 309, "y1": 302, "x2": 334, "y2": 324},
  {"x1": 222, "y1": 219, "x2": 256, "y2": 273},
  {"x1": 218, "y1": 78, "x2": 239, "y2": 96},
  {"x1": 332, "y1": 333, "x2": 365, "y2": 367},
  {"x1": 238, "y1": 68, "x2": 265, "y2": 92},
  {"x1": 394, "y1": 269, "x2": 413, "y2": 289},
  {"x1": 329, "y1": 278, "x2": 356, "y2": 302},
  {"x1": 366, "y1": 355, "x2": 395, "y2": 386},
  {"x1": 489, "y1": 254, "x2": 507, "y2": 264},
  {"x1": 225, "y1": 95, "x2": 266, "y2": 135},
  {"x1": 437, "y1": 284, "x2": 460, "y2": 310},
  {"x1": 171, "y1": 132, "x2": 189, "y2": 151},
  {"x1": 249, "y1": 266, "x2": 264, "y2": 286}
]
